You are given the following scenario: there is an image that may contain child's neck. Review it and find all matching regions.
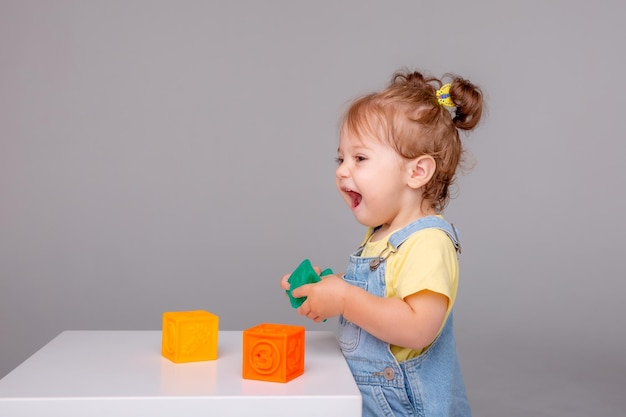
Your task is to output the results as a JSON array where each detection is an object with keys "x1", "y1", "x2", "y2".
[{"x1": 370, "y1": 210, "x2": 438, "y2": 242}]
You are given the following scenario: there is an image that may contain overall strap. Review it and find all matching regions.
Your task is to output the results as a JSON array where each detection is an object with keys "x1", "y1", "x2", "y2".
[
  {"x1": 358, "y1": 216, "x2": 462, "y2": 271},
  {"x1": 388, "y1": 216, "x2": 461, "y2": 253}
]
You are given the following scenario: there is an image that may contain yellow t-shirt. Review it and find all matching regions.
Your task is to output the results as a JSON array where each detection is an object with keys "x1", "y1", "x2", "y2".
[{"x1": 360, "y1": 223, "x2": 459, "y2": 361}]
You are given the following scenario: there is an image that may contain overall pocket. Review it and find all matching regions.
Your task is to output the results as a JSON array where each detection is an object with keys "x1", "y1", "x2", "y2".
[{"x1": 337, "y1": 278, "x2": 368, "y2": 353}]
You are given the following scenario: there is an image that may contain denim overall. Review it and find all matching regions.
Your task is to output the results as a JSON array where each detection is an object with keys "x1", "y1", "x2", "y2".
[{"x1": 338, "y1": 216, "x2": 471, "y2": 417}]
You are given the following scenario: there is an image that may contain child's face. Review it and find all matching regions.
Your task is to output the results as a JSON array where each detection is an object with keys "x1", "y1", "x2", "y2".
[{"x1": 336, "y1": 129, "x2": 413, "y2": 231}]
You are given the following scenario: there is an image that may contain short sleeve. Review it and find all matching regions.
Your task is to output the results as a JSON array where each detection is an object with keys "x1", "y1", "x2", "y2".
[{"x1": 385, "y1": 228, "x2": 459, "y2": 302}]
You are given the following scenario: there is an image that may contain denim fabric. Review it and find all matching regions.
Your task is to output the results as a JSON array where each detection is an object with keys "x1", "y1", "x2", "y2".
[{"x1": 338, "y1": 216, "x2": 471, "y2": 417}]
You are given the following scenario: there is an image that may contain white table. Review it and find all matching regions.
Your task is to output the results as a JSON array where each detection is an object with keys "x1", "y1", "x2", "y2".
[{"x1": 0, "y1": 330, "x2": 361, "y2": 416}]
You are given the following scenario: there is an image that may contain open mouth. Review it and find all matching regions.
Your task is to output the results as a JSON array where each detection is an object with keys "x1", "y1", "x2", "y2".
[{"x1": 345, "y1": 189, "x2": 362, "y2": 209}]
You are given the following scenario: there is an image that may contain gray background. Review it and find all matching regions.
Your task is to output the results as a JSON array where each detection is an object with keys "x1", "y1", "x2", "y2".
[{"x1": 1, "y1": 1, "x2": 625, "y2": 416}]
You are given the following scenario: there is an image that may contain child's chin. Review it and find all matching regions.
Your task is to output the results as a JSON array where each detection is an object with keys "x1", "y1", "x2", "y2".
[{"x1": 352, "y1": 213, "x2": 375, "y2": 228}]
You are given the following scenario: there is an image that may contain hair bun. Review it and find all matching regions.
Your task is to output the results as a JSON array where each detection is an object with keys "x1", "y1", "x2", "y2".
[{"x1": 448, "y1": 76, "x2": 483, "y2": 130}]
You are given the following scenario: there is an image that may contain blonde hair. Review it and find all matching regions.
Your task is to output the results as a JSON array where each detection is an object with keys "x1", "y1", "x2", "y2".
[{"x1": 341, "y1": 69, "x2": 484, "y2": 212}]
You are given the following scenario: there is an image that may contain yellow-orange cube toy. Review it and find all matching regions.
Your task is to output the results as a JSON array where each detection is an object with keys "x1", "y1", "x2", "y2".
[
  {"x1": 242, "y1": 323, "x2": 305, "y2": 383},
  {"x1": 161, "y1": 310, "x2": 219, "y2": 363}
]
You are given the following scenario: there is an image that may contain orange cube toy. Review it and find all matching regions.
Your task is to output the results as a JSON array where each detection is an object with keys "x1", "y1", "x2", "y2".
[
  {"x1": 161, "y1": 310, "x2": 219, "y2": 363},
  {"x1": 242, "y1": 323, "x2": 305, "y2": 383}
]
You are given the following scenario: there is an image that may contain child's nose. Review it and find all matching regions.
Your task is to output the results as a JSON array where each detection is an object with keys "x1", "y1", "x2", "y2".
[{"x1": 336, "y1": 163, "x2": 349, "y2": 178}]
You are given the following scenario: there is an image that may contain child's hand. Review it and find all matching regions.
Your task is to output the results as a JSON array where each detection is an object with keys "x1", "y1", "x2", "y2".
[
  {"x1": 291, "y1": 274, "x2": 348, "y2": 322},
  {"x1": 280, "y1": 273, "x2": 291, "y2": 291}
]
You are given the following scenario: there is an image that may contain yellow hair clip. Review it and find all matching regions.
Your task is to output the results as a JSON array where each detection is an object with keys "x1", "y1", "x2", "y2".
[{"x1": 436, "y1": 83, "x2": 455, "y2": 107}]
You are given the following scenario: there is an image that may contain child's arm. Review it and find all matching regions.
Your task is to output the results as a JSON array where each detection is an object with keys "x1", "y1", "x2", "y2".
[{"x1": 292, "y1": 276, "x2": 448, "y2": 351}]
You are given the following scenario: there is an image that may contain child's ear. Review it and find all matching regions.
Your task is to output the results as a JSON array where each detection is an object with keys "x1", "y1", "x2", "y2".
[{"x1": 406, "y1": 155, "x2": 436, "y2": 189}]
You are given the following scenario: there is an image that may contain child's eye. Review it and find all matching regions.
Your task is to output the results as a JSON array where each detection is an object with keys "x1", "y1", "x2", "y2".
[
  {"x1": 356, "y1": 155, "x2": 367, "y2": 162},
  {"x1": 335, "y1": 157, "x2": 344, "y2": 165}
]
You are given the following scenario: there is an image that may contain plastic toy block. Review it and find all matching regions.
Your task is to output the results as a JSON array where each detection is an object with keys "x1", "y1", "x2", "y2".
[
  {"x1": 161, "y1": 310, "x2": 219, "y2": 363},
  {"x1": 242, "y1": 323, "x2": 305, "y2": 383},
  {"x1": 286, "y1": 259, "x2": 333, "y2": 308}
]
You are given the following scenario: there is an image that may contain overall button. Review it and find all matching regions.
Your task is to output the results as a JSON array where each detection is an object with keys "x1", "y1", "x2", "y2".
[{"x1": 383, "y1": 367, "x2": 395, "y2": 380}]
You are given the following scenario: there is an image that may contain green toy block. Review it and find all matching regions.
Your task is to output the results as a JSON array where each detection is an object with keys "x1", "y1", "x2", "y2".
[{"x1": 286, "y1": 259, "x2": 333, "y2": 308}]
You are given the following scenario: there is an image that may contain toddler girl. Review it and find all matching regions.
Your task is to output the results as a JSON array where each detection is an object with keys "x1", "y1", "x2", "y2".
[{"x1": 282, "y1": 69, "x2": 484, "y2": 417}]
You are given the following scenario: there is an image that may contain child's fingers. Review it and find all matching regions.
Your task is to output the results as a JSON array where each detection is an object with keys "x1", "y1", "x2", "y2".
[
  {"x1": 291, "y1": 283, "x2": 312, "y2": 299},
  {"x1": 296, "y1": 298, "x2": 312, "y2": 317},
  {"x1": 280, "y1": 273, "x2": 291, "y2": 290}
]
